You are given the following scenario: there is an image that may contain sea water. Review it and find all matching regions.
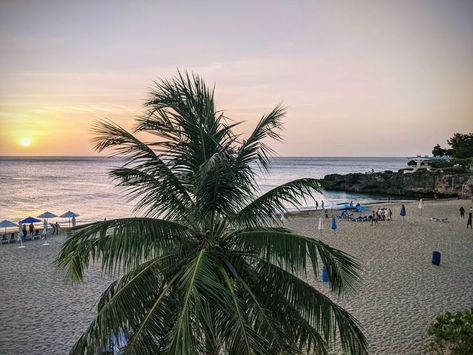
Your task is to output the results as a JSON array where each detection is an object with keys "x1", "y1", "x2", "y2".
[{"x1": 0, "y1": 156, "x2": 407, "y2": 224}]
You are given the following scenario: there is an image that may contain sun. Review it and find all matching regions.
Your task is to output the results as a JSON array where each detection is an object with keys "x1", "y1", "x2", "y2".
[{"x1": 19, "y1": 137, "x2": 31, "y2": 147}]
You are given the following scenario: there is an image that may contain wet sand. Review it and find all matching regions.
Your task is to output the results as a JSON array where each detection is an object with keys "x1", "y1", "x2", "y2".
[{"x1": 0, "y1": 199, "x2": 472, "y2": 354}]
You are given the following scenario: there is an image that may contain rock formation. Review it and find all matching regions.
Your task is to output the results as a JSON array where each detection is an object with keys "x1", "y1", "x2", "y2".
[{"x1": 321, "y1": 170, "x2": 473, "y2": 198}]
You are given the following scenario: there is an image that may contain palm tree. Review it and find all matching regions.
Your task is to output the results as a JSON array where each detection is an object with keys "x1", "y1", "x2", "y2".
[{"x1": 56, "y1": 72, "x2": 367, "y2": 355}]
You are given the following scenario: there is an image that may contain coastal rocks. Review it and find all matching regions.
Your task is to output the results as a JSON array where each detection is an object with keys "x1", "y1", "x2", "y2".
[{"x1": 321, "y1": 171, "x2": 473, "y2": 198}]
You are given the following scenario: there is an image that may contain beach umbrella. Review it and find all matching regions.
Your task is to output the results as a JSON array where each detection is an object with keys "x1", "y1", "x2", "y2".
[
  {"x1": 400, "y1": 204, "x2": 406, "y2": 220},
  {"x1": 60, "y1": 211, "x2": 80, "y2": 226},
  {"x1": 38, "y1": 212, "x2": 57, "y2": 234},
  {"x1": 355, "y1": 205, "x2": 370, "y2": 212},
  {"x1": 418, "y1": 199, "x2": 424, "y2": 216},
  {"x1": 60, "y1": 211, "x2": 79, "y2": 218},
  {"x1": 0, "y1": 220, "x2": 17, "y2": 234},
  {"x1": 318, "y1": 217, "x2": 324, "y2": 231},
  {"x1": 38, "y1": 211, "x2": 57, "y2": 220},
  {"x1": 20, "y1": 216, "x2": 41, "y2": 224},
  {"x1": 337, "y1": 204, "x2": 356, "y2": 211},
  {"x1": 331, "y1": 216, "x2": 337, "y2": 230}
]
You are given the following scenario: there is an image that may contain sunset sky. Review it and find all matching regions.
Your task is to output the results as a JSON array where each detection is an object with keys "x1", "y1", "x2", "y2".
[{"x1": 0, "y1": 0, "x2": 472, "y2": 157}]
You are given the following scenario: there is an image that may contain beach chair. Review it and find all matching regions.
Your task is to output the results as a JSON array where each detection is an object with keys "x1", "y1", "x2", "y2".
[
  {"x1": 1, "y1": 235, "x2": 8, "y2": 244},
  {"x1": 431, "y1": 217, "x2": 448, "y2": 223},
  {"x1": 9, "y1": 233, "x2": 16, "y2": 243},
  {"x1": 33, "y1": 229, "x2": 41, "y2": 240}
]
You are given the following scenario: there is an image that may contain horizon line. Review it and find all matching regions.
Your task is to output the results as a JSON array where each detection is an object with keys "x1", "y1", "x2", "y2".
[{"x1": 0, "y1": 155, "x2": 411, "y2": 158}]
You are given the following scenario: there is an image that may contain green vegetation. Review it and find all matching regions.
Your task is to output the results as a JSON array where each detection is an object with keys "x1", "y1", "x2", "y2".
[
  {"x1": 428, "y1": 307, "x2": 473, "y2": 354},
  {"x1": 55, "y1": 72, "x2": 367, "y2": 355},
  {"x1": 407, "y1": 160, "x2": 416, "y2": 166},
  {"x1": 432, "y1": 133, "x2": 473, "y2": 159}
]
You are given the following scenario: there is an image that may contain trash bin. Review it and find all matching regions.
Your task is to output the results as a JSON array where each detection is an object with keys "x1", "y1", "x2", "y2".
[
  {"x1": 322, "y1": 266, "x2": 329, "y2": 282},
  {"x1": 432, "y1": 251, "x2": 441, "y2": 266}
]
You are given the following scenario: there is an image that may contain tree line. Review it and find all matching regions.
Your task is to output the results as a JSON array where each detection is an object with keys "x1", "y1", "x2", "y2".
[{"x1": 432, "y1": 133, "x2": 473, "y2": 159}]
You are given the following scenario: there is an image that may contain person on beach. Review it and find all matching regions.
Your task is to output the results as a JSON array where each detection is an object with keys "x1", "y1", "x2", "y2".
[
  {"x1": 321, "y1": 200, "x2": 324, "y2": 209},
  {"x1": 29, "y1": 222, "x2": 34, "y2": 237},
  {"x1": 459, "y1": 206, "x2": 465, "y2": 218},
  {"x1": 315, "y1": 201, "x2": 319, "y2": 210},
  {"x1": 467, "y1": 211, "x2": 472, "y2": 229},
  {"x1": 55, "y1": 222, "x2": 60, "y2": 235},
  {"x1": 22, "y1": 224, "x2": 27, "y2": 238},
  {"x1": 324, "y1": 209, "x2": 329, "y2": 218},
  {"x1": 370, "y1": 211, "x2": 378, "y2": 226},
  {"x1": 388, "y1": 208, "x2": 393, "y2": 220},
  {"x1": 72, "y1": 216, "x2": 76, "y2": 227}
]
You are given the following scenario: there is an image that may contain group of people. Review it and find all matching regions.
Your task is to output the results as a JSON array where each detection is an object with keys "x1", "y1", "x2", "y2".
[
  {"x1": 49, "y1": 222, "x2": 61, "y2": 235},
  {"x1": 459, "y1": 206, "x2": 473, "y2": 228},
  {"x1": 19, "y1": 221, "x2": 60, "y2": 240},
  {"x1": 315, "y1": 200, "x2": 325, "y2": 210},
  {"x1": 370, "y1": 208, "x2": 393, "y2": 225}
]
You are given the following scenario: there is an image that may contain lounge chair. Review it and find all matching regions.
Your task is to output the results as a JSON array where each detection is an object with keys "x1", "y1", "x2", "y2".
[
  {"x1": 9, "y1": 233, "x2": 17, "y2": 243},
  {"x1": 1, "y1": 235, "x2": 8, "y2": 244},
  {"x1": 431, "y1": 216, "x2": 448, "y2": 223},
  {"x1": 33, "y1": 229, "x2": 41, "y2": 240}
]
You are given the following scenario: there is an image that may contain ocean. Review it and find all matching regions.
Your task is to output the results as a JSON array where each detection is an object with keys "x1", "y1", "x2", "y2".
[{"x1": 0, "y1": 156, "x2": 408, "y2": 225}]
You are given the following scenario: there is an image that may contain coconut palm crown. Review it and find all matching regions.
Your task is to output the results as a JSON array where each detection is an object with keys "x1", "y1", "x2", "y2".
[{"x1": 56, "y1": 72, "x2": 367, "y2": 355}]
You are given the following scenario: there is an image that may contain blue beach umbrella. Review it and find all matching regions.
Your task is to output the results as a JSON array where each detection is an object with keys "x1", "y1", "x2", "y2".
[
  {"x1": 337, "y1": 204, "x2": 356, "y2": 211},
  {"x1": 60, "y1": 211, "x2": 79, "y2": 218},
  {"x1": 20, "y1": 216, "x2": 41, "y2": 224},
  {"x1": 400, "y1": 204, "x2": 406, "y2": 217},
  {"x1": 60, "y1": 211, "x2": 80, "y2": 226},
  {"x1": 331, "y1": 216, "x2": 337, "y2": 230},
  {"x1": 38, "y1": 211, "x2": 57, "y2": 219},
  {"x1": 355, "y1": 205, "x2": 370, "y2": 212},
  {"x1": 0, "y1": 220, "x2": 18, "y2": 234}
]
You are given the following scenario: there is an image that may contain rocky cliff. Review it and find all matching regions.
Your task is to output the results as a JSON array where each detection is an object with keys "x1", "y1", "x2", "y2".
[{"x1": 321, "y1": 170, "x2": 473, "y2": 198}]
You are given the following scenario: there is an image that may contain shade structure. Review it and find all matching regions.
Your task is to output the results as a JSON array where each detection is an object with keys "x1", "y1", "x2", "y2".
[
  {"x1": 60, "y1": 211, "x2": 80, "y2": 218},
  {"x1": 317, "y1": 217, "x2": 324, "y2": 231},
  {"x1": 0, "y1": 220, "x2": 18, "y2": 234},
  {"x1": 418, "y1": 199, "x2": 424, "y2": 216},
  {"x1": 20, "y1": 216, "x2": 41, "y2": 224},
  {"x1": 38, "y1": 211, "x2": 58, "y2": 219},
  {"x1": 337, "y1": 204, "x2": 356, "y2": 211},
  {"x1": 355, "y1": 205, "x2": 370, "y2": 212},
  {"x1": 400, "y1": 205, "x2": 406, "y2": 217},
  {"x1": 331, "y1": 216, "x2": 337, "y2": 230},
  {"x1": 418, "y1": 199, "x2": 424, "y2": 209}
]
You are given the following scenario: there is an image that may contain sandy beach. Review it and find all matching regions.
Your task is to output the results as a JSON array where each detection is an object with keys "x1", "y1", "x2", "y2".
[{"x1": 0, "y1": 199, "x2": 472, "y2": 354}]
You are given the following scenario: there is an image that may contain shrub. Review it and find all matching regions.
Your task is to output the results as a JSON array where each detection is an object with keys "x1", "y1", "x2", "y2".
[
  {"x1": 427, "y1": 307, "x2": 473, "y2": 354},
  {"x1": 443, "y1": 166, "x2": 466, "y2": 174},
  {"x1": 407, "y1": 160, "x2": 417, "y2": 166},
  {"x1": 431, "y1": 158, "x2": 471, "y2": 170}
]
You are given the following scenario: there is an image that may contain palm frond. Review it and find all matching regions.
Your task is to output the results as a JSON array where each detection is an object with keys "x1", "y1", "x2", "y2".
[
  {"x1": 165, "y1": 250, "x2": 231, "y2": 355},
  {"x1": 235, "y1": 258, "x2": 328, "y2": 354},
  {"x1": 70, "y1": 253, "x2": 180, "y2": 354},
  {"x1": 141, "y1": 71, "x2": 237, "y2": 176},
  {"x1": 220, "y1": 269, "x2": 270, "y2": 354},
  {"x1": 232, "y1": 178, "x2": 321, "y2": 227},
  {"x1": 249, "y1": 258, "x2": 368, "y2": 355},
  {"x1": 55, "y1": 218, "x2": 193, "y2": 281},
  {"x1": 92, "y1": 119, "x2": 194, "y2": 218},
  {"x1": 237, "y1": 104, "x2": 286, "y2": 171},
  {"x1": 228, "y1": 228, "x2": 361, "y2": 294}
]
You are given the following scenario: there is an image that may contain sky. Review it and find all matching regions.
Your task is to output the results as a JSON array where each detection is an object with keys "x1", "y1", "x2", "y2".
[{"x1": 0, "y1": 0, "x2": 472, "y2": 157}]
